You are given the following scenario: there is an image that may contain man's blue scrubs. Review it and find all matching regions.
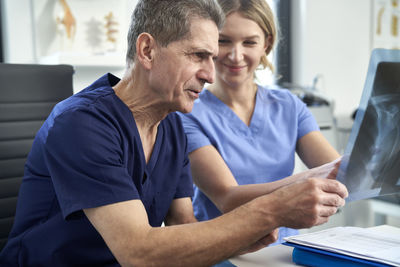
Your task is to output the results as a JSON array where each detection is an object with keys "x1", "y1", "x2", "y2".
[{"x1": 0, "y1": 74, "x2": 194, "y2": 266}]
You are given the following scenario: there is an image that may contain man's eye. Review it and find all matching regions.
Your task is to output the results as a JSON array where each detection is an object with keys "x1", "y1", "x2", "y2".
[
  {"x1": 218, "y1": 39, "x2": 229, "y2": 44},
  {"x1": 195, "y1": 53, "x2": 207, "y2": 59},
  {"x1": 244, "y1": 41, "x2": 257, "y2": 45}
]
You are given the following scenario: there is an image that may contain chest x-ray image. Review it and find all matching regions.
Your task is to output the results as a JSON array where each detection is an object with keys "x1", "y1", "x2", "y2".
[{"x1": 337, "y1": 49, "x2": 400, "y2": 202}]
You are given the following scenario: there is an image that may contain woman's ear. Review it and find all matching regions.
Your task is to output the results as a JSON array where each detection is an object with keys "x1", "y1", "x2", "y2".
[
  {"x1": 264, "y1": 34, "x2": 273, "y2": 55},
  {"x1": 136, "y1": 32, "x2": 156, "y2": 70},
  {"x1": 264, "y1": 34, "x2": 272, "y2": 51}
]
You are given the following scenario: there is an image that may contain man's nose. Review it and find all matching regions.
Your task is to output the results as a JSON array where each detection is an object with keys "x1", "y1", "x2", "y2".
[{"x1": 198, "y1": 57, "x2": 215, "y2": 84}]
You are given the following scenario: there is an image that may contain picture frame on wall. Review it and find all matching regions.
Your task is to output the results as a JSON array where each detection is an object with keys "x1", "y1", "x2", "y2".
[
  {"x1": 371, "y1": 0, "x2": 400, "y2": 50},
  {"x1": 31, "y1": 0, "x2": 132, "y2": 67}
]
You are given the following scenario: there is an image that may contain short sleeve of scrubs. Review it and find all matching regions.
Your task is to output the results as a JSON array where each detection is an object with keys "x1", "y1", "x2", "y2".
[
  {"x1": 294, "y1": 93, "x2": 320, "y2": 139},
  {"x1": 174, "y1": 149, "x2": 194, "y2": 199},
  {"x1": 44, "y1": 107, "x2": 138, "y2": 219},
  {"x1": 178, "y1": 113, "x2": 211, "y2": 153}
]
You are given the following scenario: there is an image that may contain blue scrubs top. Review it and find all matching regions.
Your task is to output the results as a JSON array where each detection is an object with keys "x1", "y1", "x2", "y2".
[
  {"x1": 179, "y1": 86, "x2": 319, "y2": 244},
  {"x1": 0, "y1": 74, "x2": 193, "y2": 266}
]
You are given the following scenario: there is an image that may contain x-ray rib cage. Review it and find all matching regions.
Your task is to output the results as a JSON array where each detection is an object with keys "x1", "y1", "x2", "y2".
[{"x1": 337, "y1": 49, "x2": 400, "y2": 202}]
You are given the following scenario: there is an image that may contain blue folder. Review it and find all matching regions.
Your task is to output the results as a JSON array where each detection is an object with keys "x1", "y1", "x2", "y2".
[{"x1": 283, "y1": 242, "x2": 393, "y2": 267}]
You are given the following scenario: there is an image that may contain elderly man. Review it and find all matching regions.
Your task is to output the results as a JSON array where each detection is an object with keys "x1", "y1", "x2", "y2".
[{"x1": 0, "y1": 0, "x2": 347, "y2": 266}]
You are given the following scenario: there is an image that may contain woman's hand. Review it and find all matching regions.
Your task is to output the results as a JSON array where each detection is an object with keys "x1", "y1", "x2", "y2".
[{"x1": 293, "y1": 156, "x2": 342, "y2": 181}]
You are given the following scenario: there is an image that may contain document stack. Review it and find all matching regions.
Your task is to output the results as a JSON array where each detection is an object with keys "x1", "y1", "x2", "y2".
[{"x1": 283, "y1": 225, "x2": 400, "y2": 267}]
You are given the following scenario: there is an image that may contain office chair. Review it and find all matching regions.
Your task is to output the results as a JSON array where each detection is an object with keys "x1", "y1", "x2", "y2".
[{"x1": 0, "y1": 63, "x2": 74, "y2": 251}]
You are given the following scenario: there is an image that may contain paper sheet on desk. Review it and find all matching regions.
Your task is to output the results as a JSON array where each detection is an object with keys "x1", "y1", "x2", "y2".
[
  {"x1": 336, "y1": 49, "x2": 400, "y2": 202},
  {"x1": 284, "y1": 226, "x2": 400, "y2": 266}
]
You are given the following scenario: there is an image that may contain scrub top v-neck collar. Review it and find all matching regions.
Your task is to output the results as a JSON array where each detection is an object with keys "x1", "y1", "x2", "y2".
[
  {"x1": 202, "y1": 87, "x2": 265, "y2": 137},
  {"x1": 132, "y1": 119, "x2": 163, "y2": 185},
  {"x1": 114, "y1": 92, "x2": 163, "y2": 185}
]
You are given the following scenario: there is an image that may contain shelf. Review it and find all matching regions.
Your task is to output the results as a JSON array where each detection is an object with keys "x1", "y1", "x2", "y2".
[{"x1": 38, "y1": 51, "x2": 126, "y2": 68}]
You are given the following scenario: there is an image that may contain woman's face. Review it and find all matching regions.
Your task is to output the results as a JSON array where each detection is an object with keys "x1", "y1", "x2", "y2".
[{"x1": 215, "y1": 12, "x2": 268, "y2": 88}]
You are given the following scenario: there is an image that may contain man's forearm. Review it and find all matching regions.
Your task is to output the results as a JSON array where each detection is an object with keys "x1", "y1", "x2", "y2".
[
  {"x1": 134, "y1": 198, "x2": 278, "y2": 267},
  {"x1": 86, "y1": 196, "x2": 278, "y2": 267}
]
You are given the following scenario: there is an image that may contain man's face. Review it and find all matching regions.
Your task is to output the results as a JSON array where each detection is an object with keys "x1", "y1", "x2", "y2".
[{"x1": 149, "y1": 18, "x2": 219, "y2": 113}]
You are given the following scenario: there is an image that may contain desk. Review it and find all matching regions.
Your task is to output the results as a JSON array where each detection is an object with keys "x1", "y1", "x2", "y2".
[{"x1": 230, "y1": 244, "x2": 295, "y2": 267}]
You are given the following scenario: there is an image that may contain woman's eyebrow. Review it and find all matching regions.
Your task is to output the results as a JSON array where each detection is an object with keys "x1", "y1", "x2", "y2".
[{"x1": 219, "y1": 34, "x2": 261, "y2": 39}]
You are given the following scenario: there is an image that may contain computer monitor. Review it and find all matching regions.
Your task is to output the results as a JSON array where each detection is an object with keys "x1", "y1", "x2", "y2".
[{"x1": 337, "y1": 49, "x2": 400, "y2": 202}]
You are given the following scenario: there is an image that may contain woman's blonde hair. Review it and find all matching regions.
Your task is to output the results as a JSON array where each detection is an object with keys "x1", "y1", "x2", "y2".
[{"x1": 217, "y1": 0, "x2": 277, "y2": 72}]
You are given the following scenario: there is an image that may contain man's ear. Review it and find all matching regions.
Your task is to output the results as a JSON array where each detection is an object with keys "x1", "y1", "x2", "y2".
[{"x1": 136, "y1": 32, "x2": 156, "y2": 70}]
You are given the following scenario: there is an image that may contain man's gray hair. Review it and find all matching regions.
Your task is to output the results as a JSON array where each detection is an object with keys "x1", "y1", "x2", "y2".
[{"x1": 126, "y1": 0, "x2": 224, "y2": 66}]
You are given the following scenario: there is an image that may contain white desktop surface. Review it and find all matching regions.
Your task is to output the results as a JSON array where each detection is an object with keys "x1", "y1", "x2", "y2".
[{"x1": 230, "y1": 244, "x2": 296, "y2": 267}]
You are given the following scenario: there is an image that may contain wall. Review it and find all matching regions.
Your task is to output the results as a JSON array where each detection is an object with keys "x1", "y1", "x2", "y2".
[
  {"x1": 292, "y1": 0, "x2": 373, "y2": 120},
  {"x1": 1, "y1": 0, "x2": 35, "y2": 63},
  {"x1": 1, "y1": 0, "x2": 137, "y2": 93}
]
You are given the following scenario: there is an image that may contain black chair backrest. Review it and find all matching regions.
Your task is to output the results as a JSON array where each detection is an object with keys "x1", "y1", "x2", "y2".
[{"x1": 0, "y1": 63, "x2": 74, "y2": 251}]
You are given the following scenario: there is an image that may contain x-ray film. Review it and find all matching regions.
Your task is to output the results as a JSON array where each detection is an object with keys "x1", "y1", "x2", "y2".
[{"x1": 337, "y1": 49, "x2": 400, "y2": 202}]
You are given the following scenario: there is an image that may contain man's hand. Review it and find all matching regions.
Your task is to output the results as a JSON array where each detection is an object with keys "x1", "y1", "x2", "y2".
[
  {"x1": 237, "y1": 228, "x2": 279, "y2": 255},
  {"x1": 267, "y1": 178, "x2": 348, "y2": 229}
]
